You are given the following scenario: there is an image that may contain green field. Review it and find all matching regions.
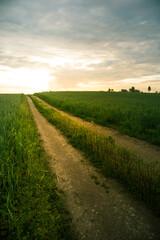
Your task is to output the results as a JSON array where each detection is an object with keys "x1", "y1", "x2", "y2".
[
  {"x1": 1, "y1": 92, "x2": 160, "y2": 239},
  {"x1": 0, "y1": 94, "x2": 72, "y2": 240},
  {"x1": 35, "y1": 91, "x2": 160, "y2": 146}
]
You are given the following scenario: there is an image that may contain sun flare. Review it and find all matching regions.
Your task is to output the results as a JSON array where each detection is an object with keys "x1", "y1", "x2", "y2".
[{"x1": 0, "y1": 67, "x2": 52, "y2": 93}]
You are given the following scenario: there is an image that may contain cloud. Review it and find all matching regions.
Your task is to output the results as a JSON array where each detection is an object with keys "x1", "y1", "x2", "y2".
[{"x1": 0, "y1": 0, "x2": 160, "y2": 92}]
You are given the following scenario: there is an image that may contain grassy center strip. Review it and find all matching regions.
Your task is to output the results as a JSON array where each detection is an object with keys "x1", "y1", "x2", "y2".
[
  {"x1": 31, "y1": 95, "x2": 160, "y2": 216},
  {"x1": 0, "y1": 95, "x2": 73, "y2": 240}
]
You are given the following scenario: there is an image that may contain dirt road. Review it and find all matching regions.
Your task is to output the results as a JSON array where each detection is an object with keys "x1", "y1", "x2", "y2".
[{"x1": 28, "y1": 97, "x2": 160, "y2": 240}]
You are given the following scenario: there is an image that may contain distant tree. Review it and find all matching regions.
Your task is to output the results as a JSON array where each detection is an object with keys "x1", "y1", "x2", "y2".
[
  {"x1": 135, "y1": 89, "x2": 140, "y2": 93},
  {"x1": 121, "y1": 89, "x2": 128, "y2": 92},
  {"x1": 129, "y1": 86, "x2": 135, "y2": 93},
  {"x1": 129, "y1": 86, "x2": 140, "y2": 93},
  {"x1": 148, "y1": 86, "x2": 151, "y2": 92},
  {"x1": 108, "y1": 88, "x2": 114, "y2": 92}
]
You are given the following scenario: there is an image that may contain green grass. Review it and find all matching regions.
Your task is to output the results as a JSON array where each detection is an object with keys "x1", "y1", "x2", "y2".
[
  {"x1": 31, "y1": 95, "x2": 160, "y2": 216},
  {"x1": 0, "y1": 94, "x2": 73, "y2": 240},
  {"x1": 34, "y1": 91, "x2": 160, "y2": 146}
]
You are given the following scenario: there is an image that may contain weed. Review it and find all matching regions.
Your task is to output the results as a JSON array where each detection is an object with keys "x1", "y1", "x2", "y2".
[
  {"x1": 101, "y1": 183, "x2": 110, "y2": 193},
  {"x1": 90, "y1": 174, "x2": 98, "y2": 180}
]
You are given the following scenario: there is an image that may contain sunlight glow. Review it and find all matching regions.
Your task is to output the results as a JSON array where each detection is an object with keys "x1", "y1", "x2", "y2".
[
  {"x1": 0, "y1": 66, "x2": 52, "y2": 93},
  {"x1": 77, "y1": 82, "x2": 108, "y2": 89},
  {"x1": 116, "y1": 75, "x2": 160, "y2": 84},
  {"x1": 29, "y1": 55, "x2": 102, "y2": 71}
]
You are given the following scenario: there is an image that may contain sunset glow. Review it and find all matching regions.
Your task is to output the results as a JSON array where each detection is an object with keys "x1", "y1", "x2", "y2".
[
  {"x1": 0, "y1": 0, "x2": 160, "y2": 93},
  {"x1": 0, "y1": 67, "x2": 51, "y2": 93}
]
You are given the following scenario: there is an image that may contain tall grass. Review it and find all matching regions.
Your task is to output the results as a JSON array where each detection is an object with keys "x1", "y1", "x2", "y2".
[
  {"x1": 35, "y1": 91, "x2": 160, "y2": 146},
  {"x1": 31, "y1": 95, "x2": 160, "y2": 216},
  {"x1": 0, "y1": 94, "x2": 73, "y2": 240}
]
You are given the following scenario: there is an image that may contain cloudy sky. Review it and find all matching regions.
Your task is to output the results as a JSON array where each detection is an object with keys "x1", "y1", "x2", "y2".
[{"x1": 0, "y1": 0, "x2": 160, "y2": 93}]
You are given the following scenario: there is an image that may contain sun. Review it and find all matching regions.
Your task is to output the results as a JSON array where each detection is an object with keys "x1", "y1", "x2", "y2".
[
  {"x1": 14, "y1": 68, "x2": 51, "y2": 92},
  {"x1": 0, "y1": 66, "x2": 52, "y2": 93}
]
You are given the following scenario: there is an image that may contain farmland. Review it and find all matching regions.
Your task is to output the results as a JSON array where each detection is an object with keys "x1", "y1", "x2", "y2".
[
  {"x1": 0, "y1": 94, "x2": 72, "y2": 240},
  {"x1": 1, "y1": 92, "x2": 160, "y2": 239},
  {"x1": 31, "y1": 95, "x2": 160, "y2": 215},
  {"x1": 35, "y1": 91, "x2": 160, "y2": 146}
]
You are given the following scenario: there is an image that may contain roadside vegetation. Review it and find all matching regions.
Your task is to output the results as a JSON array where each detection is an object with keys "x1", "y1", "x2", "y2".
[
  {"x1": 0, "y1": 94, "x2": 73, "y2": 240},
  {"x1": 35, "y1": 91, "x2": 160, "y2": 146},
  {"x1": 31, "y1": 96, "x2": 160, "y2": 216}
]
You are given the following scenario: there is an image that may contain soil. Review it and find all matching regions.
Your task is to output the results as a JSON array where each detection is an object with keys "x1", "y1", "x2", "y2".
[{"x1": 27, "y1": 96, "x2": 160, "y2": 240}]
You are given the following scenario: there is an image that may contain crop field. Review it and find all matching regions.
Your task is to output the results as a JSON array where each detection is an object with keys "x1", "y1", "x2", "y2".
[
  {"x1": 0, "y1": 94, "x2": 72, "y2": 240},
  {"x1": 31, "y1": 95, "x2": 160, "y2": 215},
  {"x1": 1, "y1": 93, "x2": 160, "y2": 240},
  {"x1": 35, "y1": 91, "x2": 160, "y2": 146}
]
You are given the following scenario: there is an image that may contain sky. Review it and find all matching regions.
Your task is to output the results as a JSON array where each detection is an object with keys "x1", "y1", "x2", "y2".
[{"x1": 0, "y1": 0, "x2": 160, "y2": 93}]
